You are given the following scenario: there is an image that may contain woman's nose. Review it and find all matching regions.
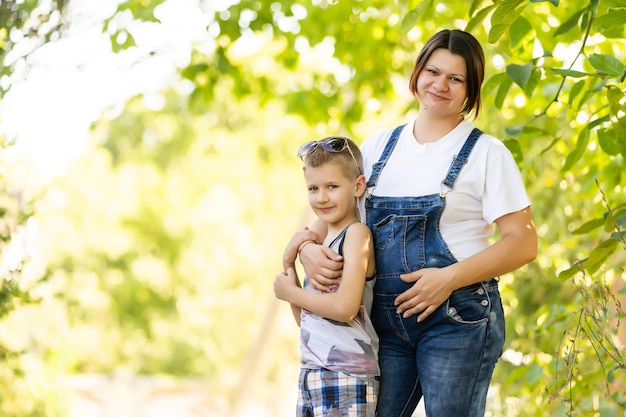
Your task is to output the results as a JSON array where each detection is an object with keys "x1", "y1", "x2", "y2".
[{"x1": 433, "y1": 76, "x2": 448, "y2": 91}]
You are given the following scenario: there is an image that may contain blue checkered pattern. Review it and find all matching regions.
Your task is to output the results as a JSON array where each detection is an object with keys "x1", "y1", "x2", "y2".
[{"x1": 296, "y1": 368, "x2": 379, "y2": 417}]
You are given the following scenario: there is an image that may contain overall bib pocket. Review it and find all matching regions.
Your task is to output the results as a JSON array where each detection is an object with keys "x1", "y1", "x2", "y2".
[{"x1": 372, "y1": 214, "x2": 427, "y2": 274}]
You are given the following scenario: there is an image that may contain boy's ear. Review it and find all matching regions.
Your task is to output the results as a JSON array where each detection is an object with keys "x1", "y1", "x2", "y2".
[{"x1": 354, "y1": 174, "x2": 366, "y2": 197}]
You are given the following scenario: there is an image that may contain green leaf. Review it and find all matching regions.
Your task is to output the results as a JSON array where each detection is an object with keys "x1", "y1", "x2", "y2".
[
  {"x1": 561, "y1": 127, "x2": 588, "y2": 172},
  {"x1": 507, "y1": 63, "x2": 533, "y2": 89},
  {"x1": 525, "y1": 363, "x2": 543, "y2": 385},
  {"x1": 587, "y1": 115, "x2": 610, "y2": 130},
  {"x1": 489, "y1": 0, "x2": 526, "y2": 43},
  {"x1": 110, "y1": 31, "x2": 136, "y2": 53},
  {"x1": 558, "y1": 262, "x2": 584, "y2": 280},
  {"x1": 568, "y1": 79, "x2": 586, "y2": 107},
  {"x1": 530, "y1": 0, "x2": 559, "y2": 5},
  {"x1": 466, "y1": 5, "x2": 496, "y2": 33},
  {"x1": 401, "y1": 1, "x2": 432, "y2": 34},
  {"x1": 469, "y1": 0, "x2": 484, "y2": 16},
  {"x1": 401, "y1": 9, "x2": 420, "y2": 34},
  {"x1": 181, "y1": 64, "x2": 210, "y2": 82},
  {"x1": 482, "y1": 72, "x2": 508, "y2": 95},
  {"x1": 524, "y1": 68, "x2": 540, "y2": 97},
  {"x1": 509, "y1": 17, "x2": 532, "y2": 47},
  {"x1": 593, "y1": 9, "x2": 626, "y2": 33},
  {"x1": 588, "y1": 53, "x2": 626, "y2": 76},
  {"x1": 495, "y1": 77, "x2": 513, "y2": 109},
  {"x1": 607, "y1": 85, "x2": 626, "y2": 115},
  {"x1": 597, "y1": 127, "x2": 621, "y2": 156},
  {"x1": 585, "y1": 238, "x2": 620, "y2": 274},
  {"x1": 572, "y1": 218, "x2": 605, "y2": 234},
  {"x1": 554, "y1": 9, "x2": 584, "y2": 36},
  {"x1": 505, "y1": 125, "x2": 525, "y2": 137},
  {"x1": 549, "y1": 68, "x2": 591, "y2": 78}
]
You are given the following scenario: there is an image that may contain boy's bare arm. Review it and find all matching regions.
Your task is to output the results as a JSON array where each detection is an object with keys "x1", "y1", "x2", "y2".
[
  {"x1": 275, "y1": 224, "x2": 374, "y2": 322},
  {"x1": 274, "y1": 268, "x2": 303, "y2": 326}
]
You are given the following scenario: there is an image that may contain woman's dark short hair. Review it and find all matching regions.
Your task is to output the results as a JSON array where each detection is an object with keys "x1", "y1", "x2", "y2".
[{"x1": 408, "y1": 29, "x2": 485, "y2": 118}]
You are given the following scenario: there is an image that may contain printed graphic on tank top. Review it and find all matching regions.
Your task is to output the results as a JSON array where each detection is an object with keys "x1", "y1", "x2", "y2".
[{"x1": 299, "y1": 221, "x2": 379, "y2": 375}]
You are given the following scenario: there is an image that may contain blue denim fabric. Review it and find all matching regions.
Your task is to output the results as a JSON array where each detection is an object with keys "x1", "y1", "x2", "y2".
[{"x1": 364, "y1": 125, "x2": 505, "y2": 417}]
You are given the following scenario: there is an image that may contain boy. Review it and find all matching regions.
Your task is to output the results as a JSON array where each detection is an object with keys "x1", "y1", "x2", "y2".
[{"x1": 273, "y1": 136, "x2": 378, "y2": 417}]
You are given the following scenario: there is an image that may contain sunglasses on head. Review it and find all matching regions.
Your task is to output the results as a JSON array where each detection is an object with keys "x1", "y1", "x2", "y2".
[{"x1": 297, "y1": 137, "x2": 362, "y2": 174}]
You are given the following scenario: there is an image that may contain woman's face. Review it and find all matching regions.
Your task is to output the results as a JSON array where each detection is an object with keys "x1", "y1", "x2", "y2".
[{"x1": 416, "y1": 48, "x2": 468, "y2": 118}]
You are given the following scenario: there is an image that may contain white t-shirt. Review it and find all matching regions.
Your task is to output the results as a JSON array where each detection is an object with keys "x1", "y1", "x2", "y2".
[{"x1": 358, "y1": 119, "x2": 531, "y2": 261}]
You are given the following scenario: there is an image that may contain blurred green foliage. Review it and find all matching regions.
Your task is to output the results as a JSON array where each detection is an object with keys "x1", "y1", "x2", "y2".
[{"x1": 0, "y1": 0, "x2": 625, "y2": 416}]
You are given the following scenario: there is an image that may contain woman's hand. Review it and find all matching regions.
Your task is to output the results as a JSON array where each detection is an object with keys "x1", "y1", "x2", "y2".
[
  {"x1": 299, "y1": 242, "x2": 343, "y2": 292},
  {"x1": 282, "y1": 228, "x2": 321, "y2": 271},
  {"x1": 395, "y1": 267, "x2": 454, "y2": 322},
  {"x1": 395, "y1": 207, "x2": 537, "y2": 322},
  {"x1": 395, "y1": 207, "x2": 537, "y2": 321}
]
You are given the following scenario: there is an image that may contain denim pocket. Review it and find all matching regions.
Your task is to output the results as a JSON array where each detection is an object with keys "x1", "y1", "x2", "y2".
[
  {"x1": 372, "y1": 215, "x2": 395, "y2": 250},
  {"x1": 444, "y1": 284, "x2": 491, "y2": 325},
  {"x1": 373, "y1": 214, "x2": 427, "y2": 274}
]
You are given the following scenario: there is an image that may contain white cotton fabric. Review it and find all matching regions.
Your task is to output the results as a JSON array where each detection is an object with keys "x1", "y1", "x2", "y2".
[{"x1": 358, "y1": 119, "x2": 531, "y2": 262}]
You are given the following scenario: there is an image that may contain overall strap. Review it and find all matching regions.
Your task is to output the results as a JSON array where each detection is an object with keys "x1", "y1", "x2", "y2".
[
  {"x1": 366, "y1": 124, "x2": 406, "y2": 190},
  {"x1": 440, "y1": 127, "x2": 483, "y2": 198}
]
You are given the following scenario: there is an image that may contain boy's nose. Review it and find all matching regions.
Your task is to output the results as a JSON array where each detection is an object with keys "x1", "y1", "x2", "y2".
[{"x1": 317, "y1": 190, "x2": 328, "y2": 202}]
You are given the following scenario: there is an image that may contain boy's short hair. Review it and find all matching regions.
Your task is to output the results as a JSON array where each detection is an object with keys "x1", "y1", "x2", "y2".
[{"x1": 303, "y1": 137, "x2": 363, "y2": 179}]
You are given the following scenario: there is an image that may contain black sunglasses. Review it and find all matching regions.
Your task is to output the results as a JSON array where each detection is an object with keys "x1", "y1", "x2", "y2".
[{"x1": 297, "y1": 137, "x2": 361, "y2": 174}]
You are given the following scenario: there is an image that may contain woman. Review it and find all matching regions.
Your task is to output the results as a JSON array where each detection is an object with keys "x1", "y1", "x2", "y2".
[{"x1": 283, "y1": 29, "x2": 537, "y2": 417}]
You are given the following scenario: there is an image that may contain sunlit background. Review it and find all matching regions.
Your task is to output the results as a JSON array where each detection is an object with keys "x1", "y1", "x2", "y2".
[{"x1": 0, "y1": 0, "x2": 624, "y2": 416}]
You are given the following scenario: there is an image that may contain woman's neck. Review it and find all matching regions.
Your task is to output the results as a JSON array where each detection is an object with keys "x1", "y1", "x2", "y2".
[{"x1": 413, "y1": 113, "x2": 464, "y2": 144}]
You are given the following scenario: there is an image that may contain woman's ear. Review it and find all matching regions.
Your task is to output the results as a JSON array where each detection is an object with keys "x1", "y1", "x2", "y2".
[{"x1": 354, "y1": 174, "x2": 366, "y2": 197}]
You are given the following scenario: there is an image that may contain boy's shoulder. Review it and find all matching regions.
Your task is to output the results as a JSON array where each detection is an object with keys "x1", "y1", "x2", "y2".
[{"x1": 343, "y1": 221, "x2": 373, "y2": 240}]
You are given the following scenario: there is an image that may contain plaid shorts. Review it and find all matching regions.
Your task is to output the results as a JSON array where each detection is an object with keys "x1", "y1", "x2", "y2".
[{"x1": 296, "y1": 368, "x2": 379, "y2": 417}]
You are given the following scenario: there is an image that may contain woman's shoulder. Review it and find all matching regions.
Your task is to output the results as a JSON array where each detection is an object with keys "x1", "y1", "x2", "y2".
[
  {"x1": 475, "y1": 130, "x2": 515, "y2": 158},
  {"x1": 468, "y1": 128, "x2": 521, "y2": 171}
]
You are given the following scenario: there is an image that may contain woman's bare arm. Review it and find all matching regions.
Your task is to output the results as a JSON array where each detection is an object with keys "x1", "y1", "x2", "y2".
[
  {"x1": 282, "y1": 227, "x2": 321, "y2": 271},
  {"x1": 275, "y1": 224, "x2": 374, "y2": 322},
  {"x1": 284, "y1": 218, "x2": 344, "y2": 291},
  {"x1": 395, "y1": 206, "x2": 537, "y2": 322}
]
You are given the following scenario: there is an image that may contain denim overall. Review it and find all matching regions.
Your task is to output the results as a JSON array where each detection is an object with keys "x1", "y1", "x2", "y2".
[{"x1": 365, "y1": 125, "x2": 505, "y2": 417}]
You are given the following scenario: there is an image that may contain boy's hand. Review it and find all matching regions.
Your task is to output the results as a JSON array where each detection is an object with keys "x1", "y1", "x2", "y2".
[{"x1": 274, "y1": 267, "x2": 300, "y2": 302}]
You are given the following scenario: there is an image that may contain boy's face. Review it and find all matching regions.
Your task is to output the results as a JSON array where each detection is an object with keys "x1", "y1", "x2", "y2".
[{"x1": 303, "y1": 162, "x2": 363, "y2": 226}]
